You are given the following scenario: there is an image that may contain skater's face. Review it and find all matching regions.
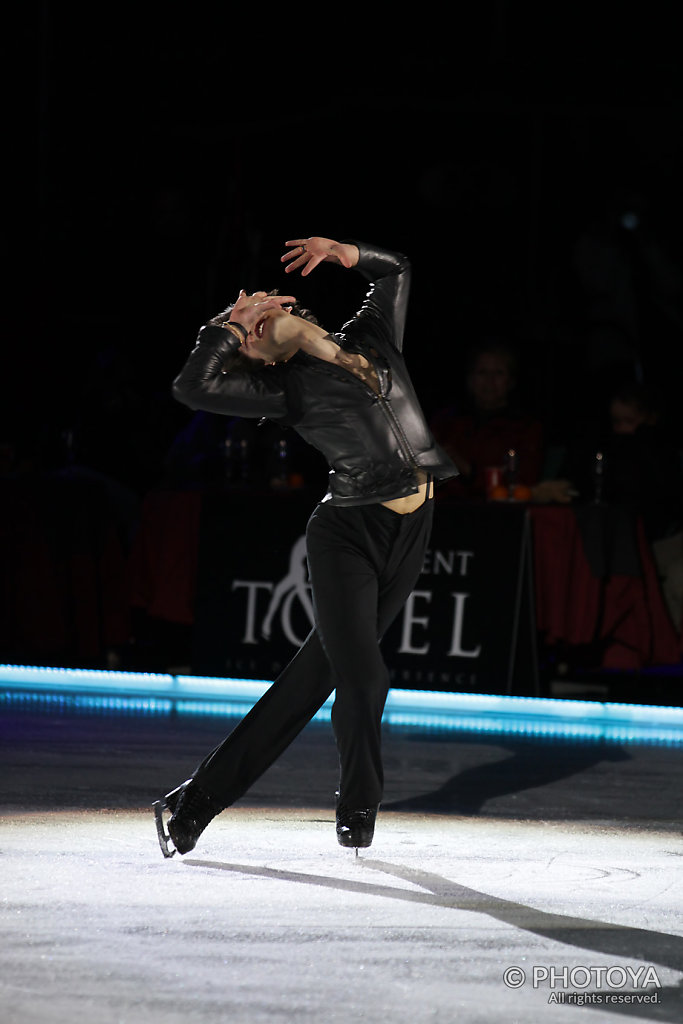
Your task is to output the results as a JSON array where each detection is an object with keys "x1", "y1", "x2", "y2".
[{"x1": 240, "y1": 309, "x2": 302, "y2": 364}]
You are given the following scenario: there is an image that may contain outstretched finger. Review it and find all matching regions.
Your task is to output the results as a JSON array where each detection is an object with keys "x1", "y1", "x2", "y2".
[
  {"x1": 283, "y1": 252, "x2": 310, "y2": 274},
  {"x1": 299, "y1": 254, "x2": 325, "y2": 277},
  {"x1": 234, "y1": 291, "x2": 268, "y2": 305},
  {"x1": 281, "y1": 240, "x2": 308, "y2": 264},
  {"x1": 261, "y1": 294, "x2": 297, "y2": 308}
]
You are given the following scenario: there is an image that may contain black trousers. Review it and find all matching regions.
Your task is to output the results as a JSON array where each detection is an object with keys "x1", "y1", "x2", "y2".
[{"x1": 192, "y1": 496, "x2": 434, "y2": 810}]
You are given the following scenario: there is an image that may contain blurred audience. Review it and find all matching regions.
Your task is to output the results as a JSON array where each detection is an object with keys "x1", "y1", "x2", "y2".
[
  {"x1": 560, "y1": 379, "x2": 683, "y2": 626},
  {"x1": 163, "y1": 410, "x2": 328, "y2": 495},
  {"x1": 430, "y1": 337, "x2": 572, "y2": 503},
  {"x1": 71, "y1": 343, "x2": 177, "y2": 497}
]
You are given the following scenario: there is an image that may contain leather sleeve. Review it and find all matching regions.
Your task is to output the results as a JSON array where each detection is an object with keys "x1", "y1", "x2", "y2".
[
  {"x1": 172, "y1": 325, "x2": 289, "y2": 419},
  {"x1": 343, "y1": 241, "x2": 411, "y2": 353}
]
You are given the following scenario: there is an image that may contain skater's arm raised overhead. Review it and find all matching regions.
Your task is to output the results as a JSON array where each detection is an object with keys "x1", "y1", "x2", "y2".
[
  {"x1": 281, "y1": 236, "x2": 411, "y2": 354},
  {"x1": 345, "y1": 243, "x2": 411, "y2": 355}
]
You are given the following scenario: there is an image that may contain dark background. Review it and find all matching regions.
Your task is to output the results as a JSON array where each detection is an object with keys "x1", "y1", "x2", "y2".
[{"x1": 7, "y1": 1, "x2": 682, "y2": 495}]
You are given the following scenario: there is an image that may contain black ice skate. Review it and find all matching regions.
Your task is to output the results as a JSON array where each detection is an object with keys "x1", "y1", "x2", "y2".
[
  {"x1": 336, "y1": 802, "x2": 378, "y2": 853},
  {"x1": 153, "y1": 778, "x2": 223, "y2": 858}
]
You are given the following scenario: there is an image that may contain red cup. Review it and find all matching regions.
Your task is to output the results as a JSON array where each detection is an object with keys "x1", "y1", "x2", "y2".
[{"x1": 484, "y1": 466, "x2": 503, "y2": 499}]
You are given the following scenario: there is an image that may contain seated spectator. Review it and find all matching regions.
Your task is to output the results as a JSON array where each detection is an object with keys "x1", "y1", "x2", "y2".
[
  {"x1": 561, "y1": 379, "x2": 683, "y2": 627},
  {"x1": 430, "y1": 337, "x2": 565, "y2": 501}
]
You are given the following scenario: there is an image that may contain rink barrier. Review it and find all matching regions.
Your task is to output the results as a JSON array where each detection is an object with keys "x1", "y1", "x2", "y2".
[{"x1": 2, "y1": 664, "x2": 683, "y2": 744}]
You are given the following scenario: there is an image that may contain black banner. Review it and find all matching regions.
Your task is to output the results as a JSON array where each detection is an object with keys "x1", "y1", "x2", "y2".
[{"x1": 193, "y1": 492, "x2": 538, "y2": 695}]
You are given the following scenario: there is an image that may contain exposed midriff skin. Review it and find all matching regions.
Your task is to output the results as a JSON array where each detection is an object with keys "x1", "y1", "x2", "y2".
[{"x1": 381, "y1": 473, "x2": 432, "y2": 514}]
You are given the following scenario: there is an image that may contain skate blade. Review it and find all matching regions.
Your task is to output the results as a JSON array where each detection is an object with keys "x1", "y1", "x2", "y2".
[{"x1": 153, "y1": 800, "x2": 176, "y2": 858}]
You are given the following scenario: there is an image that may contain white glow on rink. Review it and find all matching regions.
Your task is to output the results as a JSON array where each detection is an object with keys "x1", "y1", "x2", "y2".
[{"x1": 2, "y1": 663, "x2": 683, "y2": 744}]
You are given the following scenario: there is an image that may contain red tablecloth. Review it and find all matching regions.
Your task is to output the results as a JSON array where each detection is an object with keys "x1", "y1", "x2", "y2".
[
  {"x1": 127, "y1": 489, "x2": 203, "y2": 626},
  {"x1": 1, "y1": 473, "x2": 130, "y2": 662},
  {"x1": 529, "y1": 505, "x2": 681, "y2": 670}
]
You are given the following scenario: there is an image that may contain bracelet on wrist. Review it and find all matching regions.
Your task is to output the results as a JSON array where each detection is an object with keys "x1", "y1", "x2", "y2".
[{"x1": 221, "y1": 321, "x2": 248, "y2": 343}]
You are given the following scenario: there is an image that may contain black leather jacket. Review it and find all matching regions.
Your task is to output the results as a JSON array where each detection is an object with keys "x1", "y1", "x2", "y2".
[{"x1": 172, "y1": 242, "x2": 457, "y2": 505}]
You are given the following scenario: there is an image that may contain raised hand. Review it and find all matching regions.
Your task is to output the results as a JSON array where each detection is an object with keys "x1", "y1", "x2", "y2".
[
  {"x1": 281, "y1": 237, "x2": 359, "y2": 276},
  {"x1": 229, "y1": 290, "x2": 297, "y2": 334}
]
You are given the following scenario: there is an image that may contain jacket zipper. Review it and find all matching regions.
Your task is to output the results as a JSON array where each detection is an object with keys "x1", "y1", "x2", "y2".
[
  {"x1": 367, "y1": 353, "x2": 420, "y2": 469},
  {"x1": 314, "y1": 349, "x2": 421, "y2": 471},
  {"x1": 375, "y1": 393, "x2": 420, "y2": 468}
]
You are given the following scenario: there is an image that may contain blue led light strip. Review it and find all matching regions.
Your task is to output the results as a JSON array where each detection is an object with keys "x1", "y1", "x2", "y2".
[{"x1": 1, "y1": 663, "x2": 683, "y2": 744}]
